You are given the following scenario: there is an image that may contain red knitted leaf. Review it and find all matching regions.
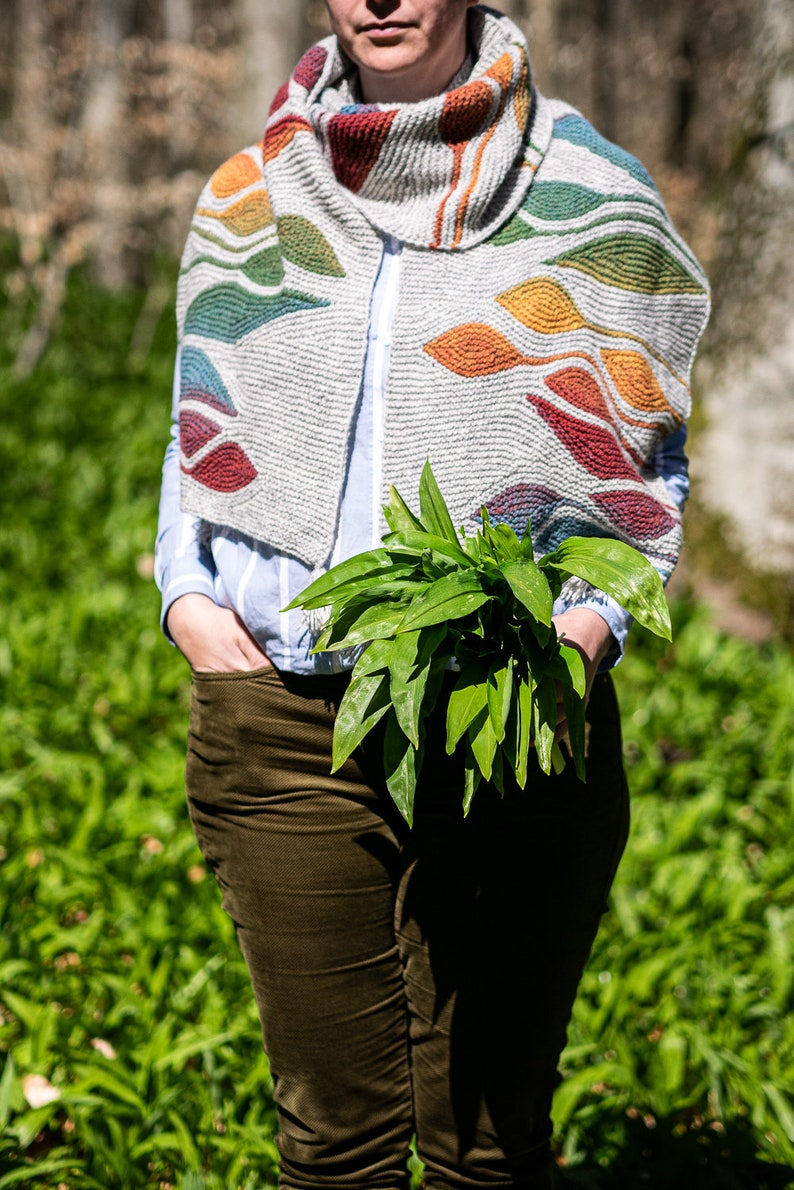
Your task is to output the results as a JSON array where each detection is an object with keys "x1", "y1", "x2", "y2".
[
  {"x1": 526, "y1": 394, "x2": 639, "y2": 481},
  {"x1": 327, "y1": 108, "x2": 398, "y2": 193},
  {"x1": 269, "y1": 82, "x2": 290, "y2": 118},
  {"x1": 545, "y1": 367, "x2": 611, "y2": 421},
  {"x1": 293, "y1": 45, "x2": 328, "y2": 92},
  {"x1": 179, "y1": 410, "x2": 221, "y2": 459},
  {"x1": 183, "y1": 443, "x2": 258, "y2": 492},
  {"x1": 590, "y1": 490, "x2": 677, "y2": 540}
]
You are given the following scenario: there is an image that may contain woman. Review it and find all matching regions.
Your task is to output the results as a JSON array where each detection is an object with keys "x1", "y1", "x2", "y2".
[{"x1": 156, "y1": 2, "x2": 709, "y2": 1186}]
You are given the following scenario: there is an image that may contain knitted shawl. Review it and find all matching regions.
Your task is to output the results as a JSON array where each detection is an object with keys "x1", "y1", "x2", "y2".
[{"x1": 176, "y1": 6, "x2": 709, "y2": 580}]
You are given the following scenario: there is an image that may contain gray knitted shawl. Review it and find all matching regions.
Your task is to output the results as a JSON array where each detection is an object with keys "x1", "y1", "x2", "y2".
[{"x1": 176, "y1": 6, "x2": 709, "y2": 578}]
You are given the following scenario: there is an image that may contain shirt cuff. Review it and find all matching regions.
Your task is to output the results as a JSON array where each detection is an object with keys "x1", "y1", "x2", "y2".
[{"x1": 160, "y1": 570, "x2": 218, "y2": 643}]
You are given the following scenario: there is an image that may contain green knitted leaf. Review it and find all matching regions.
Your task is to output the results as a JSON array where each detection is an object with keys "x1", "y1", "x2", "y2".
[
  {"x1": 547, "y1": 232, "x2": 706, "y2": 295},
  {"x1": 488, "y1": 213, "x2": 536, "y2": 246},
  {"x1": 184, "y1": 284, "x2": 330, "y2": 341},
  {"x1": 277, "y1": 215, "x2": 346, "y2": 277},
  {"x1": 242, "y1": 246, "x2": 285, "y2": 286}
]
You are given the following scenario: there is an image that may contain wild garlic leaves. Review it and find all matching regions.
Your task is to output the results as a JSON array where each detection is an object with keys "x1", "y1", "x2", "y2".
[{"x1": 286, "y1": 462, "x2": 671, "y2": 824}]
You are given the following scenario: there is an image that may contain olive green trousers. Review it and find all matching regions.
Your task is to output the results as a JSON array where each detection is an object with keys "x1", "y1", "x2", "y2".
[{"x1": 185, "y1": 665, "x2": 629, "y2": 1190}]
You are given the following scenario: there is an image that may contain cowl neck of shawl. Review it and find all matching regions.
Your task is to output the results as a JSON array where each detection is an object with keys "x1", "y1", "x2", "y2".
[{"x1": 264, "y1": 7, "x2": 545, "y2": 251}]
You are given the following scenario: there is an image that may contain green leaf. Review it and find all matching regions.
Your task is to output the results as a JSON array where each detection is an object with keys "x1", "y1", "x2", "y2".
[
  {"x1": 532, "y1": 674, "x2": 557, "y2": 774},
  {"x1": 419, "y1": 460, "x2": 460, "y2": 545},
  {"x1": 283, "y1": 549, "x2": 393, "y2": 610},
  {"x1": 314, "y1": 597, "x2": 412, "y2": 651},
  {"x1": 539, "y1": 536, "x2": 672, "y2": 639},
  {"x1": 399, "y1": 571, "x2": 490, "y2": 632},
  {"x1": 295, "y1": 567, "x2": 419, "y2": 611},
  {"x1": 352, "y1": 637, "x2": 395, "y2": 676},
  {"x1": 445, "y1": 662, "x2": 489, "y2": 753},
  {"x1": 331, "y1": 671, "x2": 391, "y2": 771},
  {"x1": 486, "y1": 659, "x2": 514, "y2": 744},
  {"x1": 462, "y1": 745, "x2": 482, "y2": 816},
  {"x1": 468, "y1": 706, "x2": 498, "y2": 782},
  {"x1": 382, "y1": 529, "x2": 473, "y2": 570},
  {"x1": 501, "y1": 558, "x2": 554, "y2": 626},
  {"x1": 389, "y1": 626, "x2": 449, "y2": 748},
  {"x1": 384, "y1": 483, "x2": 425, "y2": 534},
  {"x1": 383, "y1": 711, "x2": 420, "y2": 825},
  {"x1": 516, "y1": 674, "x2": 533, "y2": 788},
  {"x1": 556, "y1": 641, "x2": 587, "y2": 698}
]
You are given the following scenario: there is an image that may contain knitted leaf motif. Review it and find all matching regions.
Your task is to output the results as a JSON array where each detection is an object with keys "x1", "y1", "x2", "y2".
[
  {"x1": 263, "y1": 115, "x2": 313, "y2": 165},
  {"x1": 439, "y1": 80, "x2": 494, "y2": 145},
  {"x1": 277, "y1": 215, "x2": 345, "y2": 277},
  {"x1": 497, "y1": 277, "x2": 584, "y2": 335},
  {"x1": 512, "y1": 47, "x2": 530, "y2": 130},
  {"x1": 293, "y1": 44, "x2": 328, "y2": 92},
  {"x1": 424, "y1": 323, "x2": 526, "y2": 376},
  {"x1": 179, "y1": 410, "x2": 221, "y2": 458},
  {"x1": 183, "y1": 442, "x2": 257, "y2": 492},
  {"x1": 197, "y1": 192, "x2": 274, "y2": 238},
  {"x1": 590, "y1": 490, "x2": 677, "y2": 541},
  {"x1": 182, "y1": 247, "x2": 284, "y2": 287},
  {"x1": 242, "y1": 245, "x2": 285, "y2": 286},
  {"x1": 482, "y1": 484, "x2": 600, "y2": 553},
  {"x1": 485, "y1": 51, "x2": 514, "y2": 90},
  {"x1": 180, "y1": 346, "x2": 237, "y2": 415},
  {"x1": 328, "y1": 108, "x2": 399, "y2": 193},
  {"x1": 184, "y1": 284, "x2": 330, "y2": 342},
  {"x1": 545, "y1": 367, "x2": 612, "y2": 421},
  {"x1": 555, "y1": 114, "x2": 654, "y2": 188},
  {"x1": 488, "y1": 213, "x2": 535, "y2": 246},
  {"x1": 548, "y1": 233, "x2": 706, "y2": 295},
  {"x1": 210, "y1": 153, "x2": 261, "y2": 199},
  {"x1": 526, "y1": 394, "x2": 639, "y2": 481},
  {"x1": 601, "y1": 349, "x2": 676, "y2": 418},
  {"x1": 524, "y1": 181, "x2": 614, "y2": 222}
]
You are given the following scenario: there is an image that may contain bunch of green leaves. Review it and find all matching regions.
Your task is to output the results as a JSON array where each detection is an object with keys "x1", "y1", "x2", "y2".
[{"x1": 287, "y1": 462, "x2": 671, "y2": 824}]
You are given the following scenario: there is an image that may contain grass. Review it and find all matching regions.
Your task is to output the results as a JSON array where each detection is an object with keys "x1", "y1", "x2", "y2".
[{"x1": 0, "y1": 257, "x2": 792, "y2": 1188}]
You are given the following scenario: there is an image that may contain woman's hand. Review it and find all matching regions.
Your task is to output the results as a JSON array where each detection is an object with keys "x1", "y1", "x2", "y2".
[
  {"x1": 166, "y1": 593, "x2": 271, "y2": 673},
  {"x1": 551, "y1": 608, "x2": 615, "y2": 741}
]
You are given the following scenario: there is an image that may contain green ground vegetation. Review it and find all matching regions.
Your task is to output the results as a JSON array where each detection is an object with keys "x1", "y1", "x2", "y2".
[{"x1": 0, "y1": 260, "x2": 792, "y2": 1188}]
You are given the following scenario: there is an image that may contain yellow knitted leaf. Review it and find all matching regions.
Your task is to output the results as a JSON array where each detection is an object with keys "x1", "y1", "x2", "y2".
[
  {"x1": 601, "y1": 349, "x2": 678, "y2": 418},
  {"x1": 197, "y1": 192, "x2": 274, "y2": 238},
  {"x1": 496, "y1": 278, "x2": 585, "y2": 335},
  {"x1": 210, "y1": 153, "x2": 261, "y2": 199}
]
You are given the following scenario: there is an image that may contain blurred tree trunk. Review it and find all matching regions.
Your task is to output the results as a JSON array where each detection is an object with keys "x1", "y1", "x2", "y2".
[
  {"x1": 82, "y1": 0, "x2": 136, "y2": 289},
  {"x1": 234, "y1": 0, "x2": 307, "y2": 144},
  {"x1": 695, "y1": 0, "x2": 794, "y2": 575}
]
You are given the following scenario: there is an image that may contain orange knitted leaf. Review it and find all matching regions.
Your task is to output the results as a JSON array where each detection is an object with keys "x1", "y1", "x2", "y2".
[
  {"x1": 197, "y1": 192, "x2": 274, "y2": 237},
  {"x1": 601, "y1": 349, "x2": 678, "y2": 418},
  {"x1": 263, "y1": 115, "x2": 312, "y2": 164},
  {"x1": 497, "y1": 278, "x2": 584, "y2": 335},
  {"x1": 439, "y1": 81, "x2": 494, "y2": 145},
  {"x1": 424, "y1": 323, "x2": 526, "y2": 376},
  {"x1": 513, "y1": 49, "x2": 530, "y2": 130},
  {"x1": 210, "y1": 153, "x2": 261, "y2": 199},
  {"x1": 485, "y1": 52, "x2": 514, "y2": 91}
]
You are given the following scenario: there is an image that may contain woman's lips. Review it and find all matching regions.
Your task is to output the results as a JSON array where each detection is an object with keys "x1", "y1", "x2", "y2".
[{"x1": 360, "y1": 22, "x2": 412, "y2": 36}]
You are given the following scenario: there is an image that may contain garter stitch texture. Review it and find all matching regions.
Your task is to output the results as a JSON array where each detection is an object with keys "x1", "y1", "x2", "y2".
[{"x1": 176, "y1": 6, "x2": 710, "y2": 579}]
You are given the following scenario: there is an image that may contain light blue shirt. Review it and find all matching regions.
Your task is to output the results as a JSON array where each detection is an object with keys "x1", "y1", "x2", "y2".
[{"x1": 156, "y1": 235, "x2": 689, "y2": 674}]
